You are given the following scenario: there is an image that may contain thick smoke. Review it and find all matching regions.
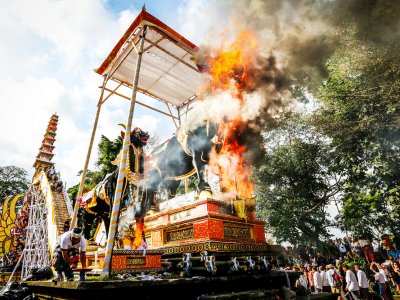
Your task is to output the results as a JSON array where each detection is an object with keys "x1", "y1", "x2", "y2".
[
  {"x1": 182, "y1": 0, "x2": 399, "y2": 166},
  {"x1": 328, "y1": 0, "x2": 400, "y2": 45},
  {"x1": 199, "y1": 0, "x2": 400, "y2": 83}
]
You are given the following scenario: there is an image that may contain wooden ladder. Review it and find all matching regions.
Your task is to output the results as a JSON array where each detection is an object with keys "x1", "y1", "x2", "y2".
[{"x1": 52, "y1": 191, "x2": 70, "y2": 236}]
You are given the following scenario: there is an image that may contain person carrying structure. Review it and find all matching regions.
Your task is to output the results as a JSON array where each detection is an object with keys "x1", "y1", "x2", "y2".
[{"x1": 52, "y1": 227, "x2": 87, "y2": 281}]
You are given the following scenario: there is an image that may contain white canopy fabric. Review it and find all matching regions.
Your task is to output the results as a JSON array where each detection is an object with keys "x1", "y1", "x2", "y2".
[{"x1": 96, "y1": 9, "x2": 204, "y2": 108}]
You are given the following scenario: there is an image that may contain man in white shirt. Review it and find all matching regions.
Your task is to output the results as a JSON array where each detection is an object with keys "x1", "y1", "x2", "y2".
[
  {"x1": 313, "y1": 266, "x2": 322, "y2": 292},
  {"x1": 354, "y1": 264, "x2": 370, "y2": 300},
  {"x1": 376, "y1": 263, "x2": 389, "y2": 282},
  {"x1": 320, "y1": 266, "x2": 331, "y2": 292},
  {"x1": 51, "y1": 227, "x2": 87, "y2": 281},
  {"x1": 297, "y1": 271, "x2": 308, "y2": 290},
  {"x1": 343, "y1": 264, "x2": 360, "y2": 300},
  {"x1": 371, "y1": 263, "x2": 389, "y2": 300}
]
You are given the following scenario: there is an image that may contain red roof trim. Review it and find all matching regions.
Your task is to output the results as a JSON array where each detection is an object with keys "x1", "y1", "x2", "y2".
[{"x1": 96, "y1": 9, "x2": 199, "y2": 76}]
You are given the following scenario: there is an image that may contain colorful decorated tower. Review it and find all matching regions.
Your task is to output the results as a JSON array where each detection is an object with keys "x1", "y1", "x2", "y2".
[
  {"x1": 33, "y1": 113, "x2": 58, "y2": 178},
  {"x1": 1, "y1": 114, "x2": 60, "y2": 272},
  {"x1": 21, "y1": 113, "x2": 74, "y2": 278}
]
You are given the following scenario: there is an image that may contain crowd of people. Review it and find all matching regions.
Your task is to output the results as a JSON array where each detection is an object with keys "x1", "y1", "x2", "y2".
[{"x1": 283, "y1": 235, "x2": 400, "y2": 300}]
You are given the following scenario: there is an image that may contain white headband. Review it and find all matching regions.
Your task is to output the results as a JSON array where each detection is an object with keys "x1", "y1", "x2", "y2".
[
  {"x1": 71, "y1": 229, "x2": 82, "y2": 239},
  {"x1": 72, "y1": 232, "x2": 81, "y2": 239}
]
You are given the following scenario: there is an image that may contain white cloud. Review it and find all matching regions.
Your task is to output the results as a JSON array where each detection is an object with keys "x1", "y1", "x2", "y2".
[
  {"x1": 177, "y1": 0, "x2": 228, "y2": 43},
  {"x1": 0, "y1": 76, "x2": 65, "y2": 172},
  {"x1": 7, "y1": 1, "x2": 115, "y2": 67},
  {"x1": 0, "y1": 0, "x2": 156, "y2": 190}
]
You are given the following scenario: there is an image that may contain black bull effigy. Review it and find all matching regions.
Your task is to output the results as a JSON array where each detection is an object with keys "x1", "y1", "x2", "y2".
[{"x1": 80, "y1": 122, "x2": 217, "y2": 239}]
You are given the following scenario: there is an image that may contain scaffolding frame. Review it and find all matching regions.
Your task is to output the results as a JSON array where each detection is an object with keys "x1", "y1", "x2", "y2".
[{"x1": 21, "y1": 186, "x2": 50, "y2": 278}]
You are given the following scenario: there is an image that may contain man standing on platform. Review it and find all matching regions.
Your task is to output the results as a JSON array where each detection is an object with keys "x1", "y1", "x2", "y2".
[{"x1": 52, "y1": 227, "x2": 87, "y2": 281}]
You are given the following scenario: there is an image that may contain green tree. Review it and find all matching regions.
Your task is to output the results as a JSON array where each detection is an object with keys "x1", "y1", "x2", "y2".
[
  {"x1": 175, "y1": 175, "x2": 199, "y2": 195},
  {"x1": 67, "y1": 169, "x2": 102, "y2": 203},
  {"x1": 314, "y1": 41, "x2": 400, "y2": 238},
  {"x1": 0, "y1": 165, "x2": 29, "y2": 201},
  {"x1": 255, "y1": 114, "x2": 342, "y2": 245},
  {"x1": 96, "y1": 135, "x2": 123, "y2": 176},
  {"x1": 67, "y1": 135, "x2": 122, "y2": 202}
]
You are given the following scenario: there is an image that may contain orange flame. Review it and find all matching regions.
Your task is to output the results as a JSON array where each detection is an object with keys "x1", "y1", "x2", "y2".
[
  {"x1": 132, "y1": 218, "x2": 145, "y2": 249},
  {"x1": 206, "y1": 30, "x2": 259, "y2": 200},
  {"x1": 209, "y1": 121, "x2": 254, "y2": 199},
  {"x1": 208, "y1": 30, "x2": 259, "y2": 97}
]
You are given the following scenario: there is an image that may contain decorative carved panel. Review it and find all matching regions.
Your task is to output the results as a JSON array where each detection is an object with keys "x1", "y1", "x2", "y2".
[
  {"x1": 126, "y1": 256, "x2": 146, "y2": 266},
  {"x1": 161, "y1": 241, "x2": 269, "y2": 255},
  {"x1": 166, "y1": 227, "x2": 194, "y2": 243},
  {"x1": 110, "y1": 250, "x2": 163, "y2": 274},
  {"x1": 224, "y1": 226, "x2": 251, "y2": 239},
  {"x1": 253, "y1": 225, "x2": 266, "y2": 242},
  {"x1": 208, "y1": 219, "x2": 224, "y2": 239}
]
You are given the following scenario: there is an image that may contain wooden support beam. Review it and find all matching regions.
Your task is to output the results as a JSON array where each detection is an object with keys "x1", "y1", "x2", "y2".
[
  {"x1": 101, "y1": 82, "x2": 122, "y2": 104},
  {"x1": 144, "y1": 37, "x2": 199, "y2": 72},
  {"x1": 103, "y1": 87, "x2": 179, "y2": 120}
]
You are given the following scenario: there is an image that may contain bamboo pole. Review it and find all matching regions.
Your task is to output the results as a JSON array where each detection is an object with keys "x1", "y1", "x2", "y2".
[
  {"x1": 70, "y1": 28, "x2": 141, "y2": 221},
  {"x1": 70, "y1": 76, "x2": 107, "y2": 230},
  {"x1": 101, "y1": 82, "x2": 122, "y2": 105},
  {"x1": 101, "y1": 25, "x2": 148, "y2": 278},
  {"x1": 177, "y1": 106, "x2": 181, "y2": 126},
  {"x1": 165, "y1": 102, "x2": 178, "y2": 129},
  {"x1": 184, "y1": 178, "x2": 189, "y2": 194}
]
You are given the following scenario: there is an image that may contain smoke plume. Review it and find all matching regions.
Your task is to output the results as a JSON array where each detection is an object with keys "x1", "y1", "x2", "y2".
[{"x1": 184, "y1": 0, "x2": 400, "y2": 157}]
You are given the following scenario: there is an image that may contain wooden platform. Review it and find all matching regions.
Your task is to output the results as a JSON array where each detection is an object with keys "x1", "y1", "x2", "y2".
[
  {"x1": 0, "y1": 272, "x2": 21, "y2": 285},
  {"x1": 27, "y1": 271, "x2": 300, "y2": 300}
]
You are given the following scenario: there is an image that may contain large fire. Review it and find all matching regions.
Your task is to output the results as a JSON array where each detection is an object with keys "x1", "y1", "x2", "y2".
[
  {"x1": 208, "y1": 30, "x2": 258, "y2": 96},
  {"x1": 206, "y1": 30, "x2": 259, "y2": 200},
  {"x1": 132, "y1": 217, "x2": 146, "y2": 250}
]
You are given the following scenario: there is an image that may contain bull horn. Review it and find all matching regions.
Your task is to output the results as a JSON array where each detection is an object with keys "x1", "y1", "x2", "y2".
[{"x1": 119, "y1": 123, "x2": 127, "y2": 140}]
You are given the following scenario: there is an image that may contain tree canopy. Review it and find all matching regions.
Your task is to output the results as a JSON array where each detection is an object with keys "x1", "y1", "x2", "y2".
[
  {"x1": 255, "y1": 17, "x2": 400, "y2": 245},
  {"x1": 312, "y1": 41, "x2": 400, "y2": 239},
  {"x1": 68, "y1": 135, "x2": 122, "y2": 201},
  {"x1": 255, "y1": 114, "x2": 342, "y2": 245},
  {"x1": 0, "y1": 165, "x2": 29, "y2": 201}
]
